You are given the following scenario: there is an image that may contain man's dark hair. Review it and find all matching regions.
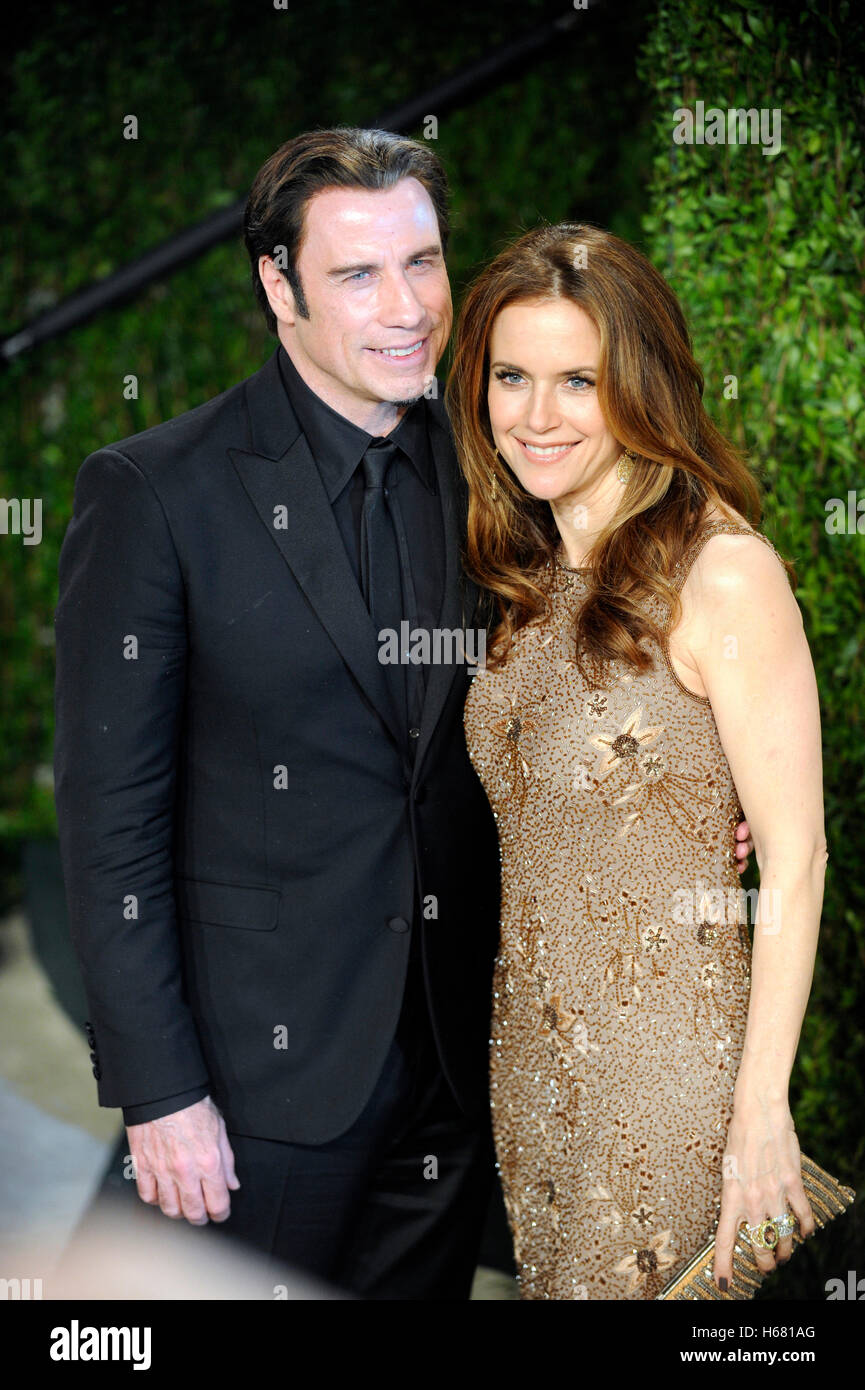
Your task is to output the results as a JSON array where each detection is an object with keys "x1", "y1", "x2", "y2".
[{"x1": 243, "y1": 126, "x2": 451, "y2": 333}]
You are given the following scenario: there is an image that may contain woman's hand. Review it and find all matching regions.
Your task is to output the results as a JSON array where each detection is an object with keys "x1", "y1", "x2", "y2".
[
  {"x1": 713, "y1": 1091, "x2": 816, "y2": 1291},
  {"x1": 734, "y1": 819, "x2": 754, "y2": 874}
]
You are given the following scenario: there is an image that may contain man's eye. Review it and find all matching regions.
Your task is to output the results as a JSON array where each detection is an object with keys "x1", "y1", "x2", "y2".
[{"x1": 348, "y1": 271, "x2": 371, "y2": 282}]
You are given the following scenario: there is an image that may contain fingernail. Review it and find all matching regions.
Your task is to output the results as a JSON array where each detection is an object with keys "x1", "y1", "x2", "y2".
[{"x1": 719, "y1": 1277, "x2": 728, "y2": 1292}]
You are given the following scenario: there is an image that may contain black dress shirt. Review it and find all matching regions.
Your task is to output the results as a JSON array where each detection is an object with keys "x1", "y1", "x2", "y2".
[
  {"x1": 277, "y1": 345, "x2": 445, "y2": 735},
  {"x1": 121, "y1": 345, "x2": 446, "y2": 1126}
]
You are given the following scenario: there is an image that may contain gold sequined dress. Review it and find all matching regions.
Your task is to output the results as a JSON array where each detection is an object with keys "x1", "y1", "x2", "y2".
[{"x1": 463, "y1": 520, "x2": 786, "y2": 1300}]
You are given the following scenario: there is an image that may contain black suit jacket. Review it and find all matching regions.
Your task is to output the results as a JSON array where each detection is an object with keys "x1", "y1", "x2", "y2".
[{"x1": 53, "y1": 348, "x2": 501, "y2": 1145}]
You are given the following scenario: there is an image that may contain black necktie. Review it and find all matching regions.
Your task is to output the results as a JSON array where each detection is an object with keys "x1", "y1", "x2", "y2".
[{"x1": 360, "y1": 439, "x2": 407, "y2": 726}]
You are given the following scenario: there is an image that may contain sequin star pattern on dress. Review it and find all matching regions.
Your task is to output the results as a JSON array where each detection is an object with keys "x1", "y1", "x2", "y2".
[{"x1": 463, "y1": 520, "x2": 792, "y2": 1300}]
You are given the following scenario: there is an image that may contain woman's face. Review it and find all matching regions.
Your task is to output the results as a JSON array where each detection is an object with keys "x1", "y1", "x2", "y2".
[{"x1": 486, "y1": 297, "x2": 621, "y2": 502}]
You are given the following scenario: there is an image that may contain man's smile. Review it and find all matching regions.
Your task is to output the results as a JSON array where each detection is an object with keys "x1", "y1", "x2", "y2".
[{"x1": 366, "y1": 338, "x2": 428, "y2": 361}]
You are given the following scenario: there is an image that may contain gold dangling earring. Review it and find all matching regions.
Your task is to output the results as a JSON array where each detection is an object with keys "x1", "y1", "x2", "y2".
[{"x1": 616, "y1": 447, "x2": 636, "y2": 484}]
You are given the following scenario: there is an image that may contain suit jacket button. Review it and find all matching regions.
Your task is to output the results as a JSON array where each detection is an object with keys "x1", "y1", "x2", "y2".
[
  {"x1": 387, "y1": 916, "x2": 410, "y2": 933},
  {"x1": 408, "y1": 727, "x2": 420, "y2": 739}
]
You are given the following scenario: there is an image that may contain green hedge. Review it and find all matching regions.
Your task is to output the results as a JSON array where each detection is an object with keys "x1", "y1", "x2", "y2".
[{"x1": 638, "y1": 0, "x2": 865, "y2": 1297}]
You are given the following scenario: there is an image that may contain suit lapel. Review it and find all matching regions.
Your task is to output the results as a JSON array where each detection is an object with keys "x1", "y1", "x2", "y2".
[
  {"x1": 228, "y1": 351, "x2": 404, "y2": 748},
  {"x1": 410, "y1": 396, "x2": 480, "y2": 781},
  {"x1": 228, "y1": 351, "x2": 482, "y2": 774}
]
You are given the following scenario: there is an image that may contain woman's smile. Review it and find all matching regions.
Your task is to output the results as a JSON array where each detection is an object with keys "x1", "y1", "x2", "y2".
[{"x1": 515, "y1": 437, "x2": 582, "y2": 463}]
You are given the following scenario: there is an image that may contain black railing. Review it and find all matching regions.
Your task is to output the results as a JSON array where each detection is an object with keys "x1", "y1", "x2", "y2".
[{"x1": 1, "y1": 4, "x2": 598, "y2": 363}]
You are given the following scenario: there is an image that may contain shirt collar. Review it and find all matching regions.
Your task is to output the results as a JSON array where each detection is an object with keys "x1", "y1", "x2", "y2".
[{"x1": 277, "y1": 344, "x2": 436, "y2": 500}]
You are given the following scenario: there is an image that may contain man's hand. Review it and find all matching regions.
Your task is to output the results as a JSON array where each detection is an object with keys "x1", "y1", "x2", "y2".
[
  {"x1": 734, "y1": 819, "x2": 754, "y2": 874},
  {"x1": 126, "y1": 1095, "x2": 240, "y2": 1226}
]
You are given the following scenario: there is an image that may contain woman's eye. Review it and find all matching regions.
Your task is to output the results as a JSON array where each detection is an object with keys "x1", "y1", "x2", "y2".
[{"x1": 492, "y1": 369, "x2": 594, "y2": 389}]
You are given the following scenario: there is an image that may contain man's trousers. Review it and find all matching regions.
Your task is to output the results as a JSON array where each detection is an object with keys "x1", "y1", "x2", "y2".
[{"x1": 217, "y1": 984, "x2": 496, "y2": 1300}]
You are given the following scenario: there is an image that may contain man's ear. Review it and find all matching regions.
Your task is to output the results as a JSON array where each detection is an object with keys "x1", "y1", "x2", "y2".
[{"x1": 258, "y1": 254, "x2": 299, "y2": 326}]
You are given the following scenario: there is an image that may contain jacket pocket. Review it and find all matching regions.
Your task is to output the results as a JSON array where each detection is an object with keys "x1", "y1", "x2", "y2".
[{"x1": 174, "y1": 876, "x2": 281, "y2": 931}]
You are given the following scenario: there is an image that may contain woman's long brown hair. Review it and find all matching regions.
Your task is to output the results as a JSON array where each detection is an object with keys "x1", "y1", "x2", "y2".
[{"x1": 446, "y1": 221, "x2": 795, "y2": 683}]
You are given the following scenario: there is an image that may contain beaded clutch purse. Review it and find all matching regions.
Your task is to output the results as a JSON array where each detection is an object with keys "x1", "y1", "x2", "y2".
[{"x1": 656, "y1": 1153, "x2": 856, "y2": 1300}]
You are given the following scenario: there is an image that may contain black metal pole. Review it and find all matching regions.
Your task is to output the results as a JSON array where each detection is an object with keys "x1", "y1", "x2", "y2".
[{"x1": 1, "y1": 4, "x2": 597, "y2": 364}]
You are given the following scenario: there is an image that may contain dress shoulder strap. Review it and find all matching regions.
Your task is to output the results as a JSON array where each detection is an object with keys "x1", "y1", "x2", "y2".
[{"x1": 671, "y1": 519, "x2": 783, "y2": 595}]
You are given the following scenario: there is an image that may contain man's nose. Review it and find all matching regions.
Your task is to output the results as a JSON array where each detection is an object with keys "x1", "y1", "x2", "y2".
[{"x1": 378, "y1": 271, "x2": 426, "y2": 327}]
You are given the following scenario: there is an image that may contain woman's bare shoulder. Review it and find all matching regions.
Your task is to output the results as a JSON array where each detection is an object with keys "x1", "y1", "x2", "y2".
[
  {"x1": 670, "y1": 504, "x2": 796, "y2": 693},
  {"x1": 685, "y1": 504, "x2": 792, "y2": 609}
]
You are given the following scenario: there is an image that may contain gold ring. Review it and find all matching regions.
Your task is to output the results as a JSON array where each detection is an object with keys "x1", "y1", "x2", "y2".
[{"x1": 741, "y1": 1218, "x2": 780, "y2": 1250}]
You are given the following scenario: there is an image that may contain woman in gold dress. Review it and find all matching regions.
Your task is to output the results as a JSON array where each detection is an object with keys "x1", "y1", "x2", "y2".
[{"x1": 449, "y1": 224, "x2": 824, "y2": 1300}]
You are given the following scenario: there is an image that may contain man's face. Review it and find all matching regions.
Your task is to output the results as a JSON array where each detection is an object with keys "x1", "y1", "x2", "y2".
[{"x1": 260, "y1": 177, "x2": 452, "y2": 425}]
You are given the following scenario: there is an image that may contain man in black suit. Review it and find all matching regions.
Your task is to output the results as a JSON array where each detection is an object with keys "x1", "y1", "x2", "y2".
[{"x1": 54, "y1": 127, "x2": 502, "y2": 1300}]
